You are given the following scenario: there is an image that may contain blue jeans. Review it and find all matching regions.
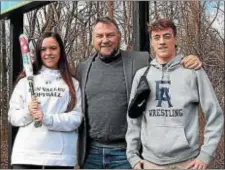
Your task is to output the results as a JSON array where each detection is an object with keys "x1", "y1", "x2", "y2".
[{"x1": 83, "y1": 145, "x2": 131, "y2": 169}]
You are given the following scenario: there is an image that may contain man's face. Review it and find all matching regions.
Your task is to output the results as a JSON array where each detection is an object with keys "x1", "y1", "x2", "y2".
[
  {"x1": 93, "y1": 22, "x2": 120, "y2": 57},
  {"x1": 151, "y1": 28, "x2": 176, "y2": 63}
]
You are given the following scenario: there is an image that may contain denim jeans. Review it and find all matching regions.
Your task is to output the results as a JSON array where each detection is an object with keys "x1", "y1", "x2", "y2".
[
  {"x1": 13, "y1": 164, "x2": 73, "y2": 169},
  {"x1": 83, "y1": 145, "x2": 131, "y2": 169}
]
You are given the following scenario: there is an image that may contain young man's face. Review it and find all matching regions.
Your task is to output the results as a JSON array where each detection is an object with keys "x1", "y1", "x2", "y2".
[
  {"x1": 151, "y1": 28, "x2": 176, "y2": 63},
  {"x1": 93, "y1": 22, "x2": 121, "y2": 57}
]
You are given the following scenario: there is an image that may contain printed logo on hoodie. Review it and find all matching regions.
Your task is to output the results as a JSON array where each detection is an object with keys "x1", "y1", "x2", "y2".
[
  {"x1": 156, "y1": 80, "x2": 173, "y2": 107},
  {"x1": 148, "y1": 80, "x2": 184, "y2": 117}
]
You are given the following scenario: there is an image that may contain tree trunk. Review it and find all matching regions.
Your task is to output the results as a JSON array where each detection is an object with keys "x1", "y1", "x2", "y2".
[
  {"x1": 1, "y1": 20, "x2": 8, "y2": 169},
  {"x1": 108, "y1": 1, "x2": 114, "y2": 18},
  {"x1": 154, "y1": 1, "x2": 158, "y2": 19}
]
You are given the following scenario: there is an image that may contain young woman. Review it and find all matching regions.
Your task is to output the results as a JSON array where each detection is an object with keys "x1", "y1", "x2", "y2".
[{"x1": 8, "y1": 32, "x2": 82, "y2": 169}]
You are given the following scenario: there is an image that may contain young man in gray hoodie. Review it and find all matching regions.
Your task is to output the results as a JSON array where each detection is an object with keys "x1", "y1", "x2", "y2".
[{"x1": 126, "y1": 18, "x2": 224, "y2": 169}]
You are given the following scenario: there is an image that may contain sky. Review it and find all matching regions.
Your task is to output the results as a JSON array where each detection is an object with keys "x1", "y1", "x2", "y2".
[{"x1": 205, "y1": 1, "x2": 224, "y2": 37}]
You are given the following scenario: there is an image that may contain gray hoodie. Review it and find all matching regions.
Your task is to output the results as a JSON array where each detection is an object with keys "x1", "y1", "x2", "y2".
[{"x1": 126, "y1": 54, "x2": 224, "y2": 167}]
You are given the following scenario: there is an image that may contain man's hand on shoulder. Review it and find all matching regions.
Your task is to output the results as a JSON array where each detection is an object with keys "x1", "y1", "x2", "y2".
[{"x1": 181, "y1": 55, "x2": 202, "y2": 70}]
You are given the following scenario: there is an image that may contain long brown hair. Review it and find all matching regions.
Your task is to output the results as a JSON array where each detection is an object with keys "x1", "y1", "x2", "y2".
[{"x1": 17, "y1": 32, "x2": 76, "y2": 112}]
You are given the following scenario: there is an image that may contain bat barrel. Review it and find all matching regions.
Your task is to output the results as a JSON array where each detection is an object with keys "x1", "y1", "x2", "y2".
[{"x1": 20, "y1": 34, "x2": 42, "y2": 128}]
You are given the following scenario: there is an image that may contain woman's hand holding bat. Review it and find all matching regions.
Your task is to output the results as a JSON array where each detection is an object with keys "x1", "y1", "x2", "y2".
[{"x1": 28, "y1": 97, "x2": 43, "y2": 122}]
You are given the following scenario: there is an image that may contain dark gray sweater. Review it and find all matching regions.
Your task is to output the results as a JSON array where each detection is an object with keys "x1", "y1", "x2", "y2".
[{"x1": 86, "y1": 55, "x2": 128, "y2": 146}]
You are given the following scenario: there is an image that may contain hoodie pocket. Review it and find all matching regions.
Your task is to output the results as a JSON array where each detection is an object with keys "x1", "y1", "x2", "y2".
[
  {"x1": 15, "y1": 126, "x2": 64, "y2": 154},
  {"x1": 142, "y1": 125, "x2": 191, "y2": 158}
]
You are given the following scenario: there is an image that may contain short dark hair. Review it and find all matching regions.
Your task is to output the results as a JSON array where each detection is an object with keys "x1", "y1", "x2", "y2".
[
  {"x1": 149, "y1": 18, "x2": 177, "y2": 37},
  {"x1": 94, "y1": 16, "x2": 120, "y2": 34}
]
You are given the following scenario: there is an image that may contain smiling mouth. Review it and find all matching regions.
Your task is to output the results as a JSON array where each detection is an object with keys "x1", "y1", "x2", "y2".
[
  {"x1": 101, "y1": 46, "x2": 111, "y2": 48},
  {"x1": 45, "y1": 56, "x2": 55, "y2": 59},
  {"x1": 158, "y1": 47, "x2": 167, "y2": 50}
]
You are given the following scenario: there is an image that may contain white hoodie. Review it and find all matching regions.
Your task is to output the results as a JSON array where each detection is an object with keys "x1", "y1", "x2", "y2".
[{"x1": 8, "y1": 66, "x2": 82, "y2": 166}]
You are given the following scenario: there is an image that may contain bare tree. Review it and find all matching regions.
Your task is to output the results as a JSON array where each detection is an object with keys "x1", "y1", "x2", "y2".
[
  {"x1": 1, "y1": 2, "x2": 223, "y2": 168},
  {"x1": 108, "y1": 1, "x2": 114, "y2": 18},
  {"x1": 0, "y1": 19, "x2": 9, "y2": 169}
]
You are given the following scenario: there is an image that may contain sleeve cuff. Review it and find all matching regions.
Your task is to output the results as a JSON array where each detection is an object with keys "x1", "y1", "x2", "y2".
[
  {"x1": 196, "y1": 151, "x2": 214, "y2": 165},
  {"x1": 42, "y1": 113, "x2": 53, "y2": 127},
  {"x1": 23, "y1": 108, "x2": 33, "y2": 123},
  {"x1": 128, "y1": 155, "x2": 142, "y2": 168}
]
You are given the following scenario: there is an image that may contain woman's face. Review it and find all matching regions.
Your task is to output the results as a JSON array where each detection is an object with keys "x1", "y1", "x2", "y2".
[{"x1": 40, "y1": 37, "x2": 60, "y2": 69}]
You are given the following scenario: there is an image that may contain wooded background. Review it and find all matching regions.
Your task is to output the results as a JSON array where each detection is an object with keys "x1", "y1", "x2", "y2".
[{"x1": 0, "y1": 1, "x2": 224, "y2": 169}]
